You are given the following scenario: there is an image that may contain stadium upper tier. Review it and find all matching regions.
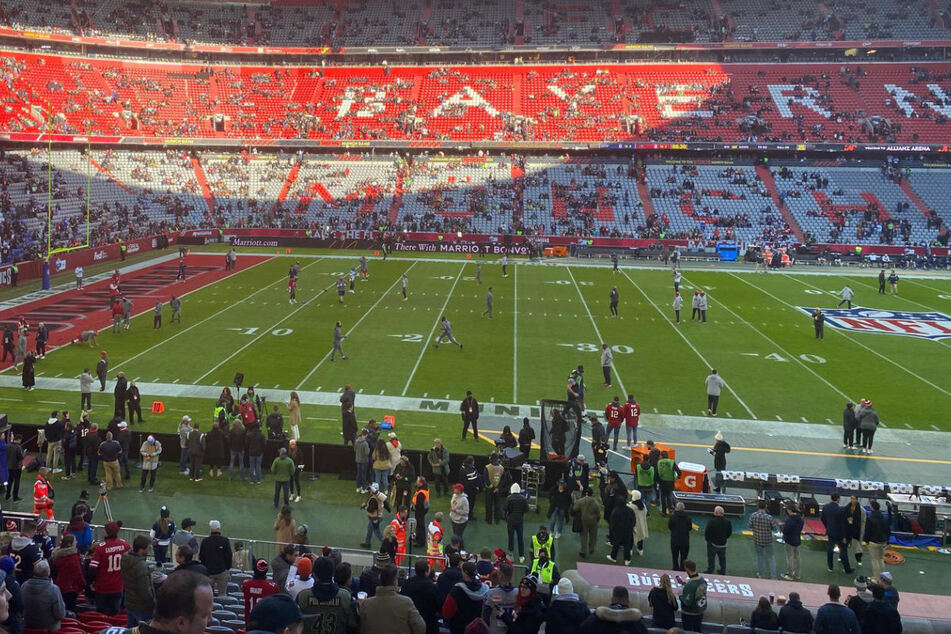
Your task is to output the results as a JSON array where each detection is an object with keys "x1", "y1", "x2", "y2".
[
  {"x1": 3, "y1": 53, "x2": 951, "y2": 145},
  {"x1": 1, "y1": 150, "x2": 948, "y2": 266},
  {"x1": 0, "y1": 0, "x2": 947, "y2": 48}
]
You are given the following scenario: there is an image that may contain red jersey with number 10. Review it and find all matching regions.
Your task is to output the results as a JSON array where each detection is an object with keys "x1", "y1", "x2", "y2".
[
  {"x1": 89, "y1": 537, "x2": 131, "y2": 593},
  {"x1": 605, "y1": 402, "x2": 623, "y2": 427}
]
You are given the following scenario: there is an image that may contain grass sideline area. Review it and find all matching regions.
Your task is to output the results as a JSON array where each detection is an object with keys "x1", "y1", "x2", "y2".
[{"x1": 2, "y1": 250, "x2": 951, "y2": 436}]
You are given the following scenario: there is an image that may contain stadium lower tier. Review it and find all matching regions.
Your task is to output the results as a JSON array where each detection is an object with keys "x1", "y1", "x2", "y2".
[
  {"x1": 3, "y1": 53, "x2": 951, "y2": 145},
  {"x1": 1, "y1": 150, "x2": 948, "y2": 264}
]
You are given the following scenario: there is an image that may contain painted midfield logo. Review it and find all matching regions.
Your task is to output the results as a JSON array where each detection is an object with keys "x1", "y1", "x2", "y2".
[{"x1": 800, "y1": 307, "x2": 951, "y2": 340}]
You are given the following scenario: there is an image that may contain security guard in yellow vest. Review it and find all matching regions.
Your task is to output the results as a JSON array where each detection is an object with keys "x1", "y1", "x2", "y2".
[
  {"x1": 529, "y1": 547, "x2": 560, "y2": 589},
  {"x1": 529, "y1": 525, "x2": 555, "y2": 567}
]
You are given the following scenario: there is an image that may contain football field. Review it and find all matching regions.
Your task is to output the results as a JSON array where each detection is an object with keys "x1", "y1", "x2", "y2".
[{"x1": 3, "y1": 250, "x2": 951, "y2": 434}]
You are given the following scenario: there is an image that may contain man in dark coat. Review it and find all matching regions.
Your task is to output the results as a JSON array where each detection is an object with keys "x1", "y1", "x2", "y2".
[
  {"x1": 113, "y1": 372, "x2": 128, "y2": 418},
  {"x1": 126, "y1": 382, "x2": 143, "y2": 425},
  {"x1": 668, "y1": 502, "x2": 693, "y2": 571},
  {"x1": 608, "y1": 498, "x2": 635, "y2": 564},
  {"x1": 401, "y1": 559, "x2": 440, "y2": 634},
  {"x1": 460, "y1": 391, "x2": 479, "y2": 441},
  {"x1": 341, "y1": 406, "x2": 357, "y2": 446},
  {"x1": 96, "y1": 352, "x2": 108, "y2": 391},
  {"x1": 860, "y1": 584, "x2": 902, "y2": 634},
  {"x1": 821, "y1": 494, "x2": 853, "y2": 573},
  {"x1": 779, "y1": 591, "x2": 814, "y2": 634},
  {"x1": 843, "y1": 401, "x2": 858, "y2": 450}
]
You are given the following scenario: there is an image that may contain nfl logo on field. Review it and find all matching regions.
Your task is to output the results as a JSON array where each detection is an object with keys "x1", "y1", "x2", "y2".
[{"x1": 799, "y1": 307, "x2": 951, "y2": 340}]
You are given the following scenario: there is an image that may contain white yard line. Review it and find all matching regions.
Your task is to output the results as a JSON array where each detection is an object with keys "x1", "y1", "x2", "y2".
[
  {"x1": 566, "y1": 266, "x2": 627, "y2": 397},
  {"x1": 683, "y1": 273, "x2": 853, "y2": 402},
  {"x1": 193, "y1": 260, "x2": 330, "y2": 384},
  {"x1": 295, "y1": 262, "x2": 417, "y2": 391},
  {"x1": 513, "y1": 264, "x2": 519, "y2": 402},
  {"x1": 734, "y1": 272, "x2": 951, "y2": 400},
  {"x1": 110, "y1": 256, "x2": 282, "y2": 373},
  {"x1": 401, "y1": 264, "x2": 465, "y2": 396},
  {"x1": 621, "y1": 269, "x2": 757, "y2": 419}
]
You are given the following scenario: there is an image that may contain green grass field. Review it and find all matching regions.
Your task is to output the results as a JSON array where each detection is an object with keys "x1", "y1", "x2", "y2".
[{"x1": 3, "y1": 251, "x2": 951, "y2": 445}]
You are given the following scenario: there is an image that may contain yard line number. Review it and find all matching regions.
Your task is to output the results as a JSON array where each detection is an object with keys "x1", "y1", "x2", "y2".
[
  {"x1": 558, "y1": 343, "x2": 634, "y2": 353},
  {"x1": 759, "y1": 352, "x2": 826, "y2": 364},
  {"x1": 227, "y1": 327, "x2": 294, "y2": 336}
]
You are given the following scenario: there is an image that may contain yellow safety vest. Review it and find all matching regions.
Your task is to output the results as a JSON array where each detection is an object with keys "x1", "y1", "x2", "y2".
[{"x1": 530, "y1": 559, "x2": 555, "y2": 584}]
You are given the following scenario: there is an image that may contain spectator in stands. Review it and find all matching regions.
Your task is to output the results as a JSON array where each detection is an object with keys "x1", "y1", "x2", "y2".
[
  {"x1": 401, "y1": 559, "x2": 440, "y2": 634},
  {"x1": 285, "y1": 556, "x2": 314, "y2": 601},
  {"x1": 500, "y1": 573, "x2": 545, "y2": 633},
  {"x1": 678, "y1": 560, "x2": 706, "y2": 632},
  {"x1": 878, "y1": 572, "x2": 899, "y2": 609},
  {"x1": 483, "y1": 561, "x2": 517, "y2": 634},
  {"x1": 199, "y1": 520, "x2": 233, "y2": 596},
  {"x1": 861, "y1": 584, "x2": 902, "y2": 634},
  {"x1": 1, "y1": 558, "x2": 23, "y2": 634},
  {"x1": 648, "y1": 574, "x2": 679, "y2": 630},
  {"x1": 778, "y1": 591, "x2": 814, "y2": 633},
  {"x1": 442, "y1": 561, "x2": 489, "y2": 634},
  {"x1": 547, "y1": 578, "x2": 589, "y2": 634},
  {"x1": 361, "y1": 563, "x2": 425, "y2": 634},
  {"x1": 50, "y1": 534, "x2": 84, "y2": 613},
  {"x1": 270, "y1": 544, "x2": 297, "y2": 591},
  {"x1": 579, "y1": 585, "x2": 646, "y2": 633},
  {"x1": 121, "y1": 535, "x2": 158, "y2": 627},
  {"x1": 436, "y1": 553, "x2": 463, "y2": 605},
  {"x1": 88, "y1": 521, "x2": 130, "y2": 614},
  {"x1": 172, "y1": 545, "x2": 208, "y2": 577},
  {"x1": 750, "y1": 596, "x2": 779, "y2": 631},
  {"x1": 21, "y1": 560, "x2": 65, "y2": 631},
  {"x1": 248, "y1": 593, "x2": 303, "y2": 634},
  {"x1": 359, "y1": 552, "x2": 390, "y2": 599},
  {"x1": 243, "y1": 559, "x2": 279, "y2": 624},
  {"x1": 815, "y1": 584, "x2": 860, "y2": 634}
]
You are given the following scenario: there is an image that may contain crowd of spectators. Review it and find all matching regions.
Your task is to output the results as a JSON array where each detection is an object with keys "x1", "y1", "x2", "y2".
[{"x1": 0, "y1": 0, "x2": 947, "y2": 48}]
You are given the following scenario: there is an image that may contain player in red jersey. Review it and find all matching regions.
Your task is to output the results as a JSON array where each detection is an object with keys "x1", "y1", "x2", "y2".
[
  {"x1": 623, "y1": 394, "x2": 640, "y2": 447},
  {"x1": 604, "y1": 396, "x2": 624, "y2": 451},
  {"x1": 88, "y1": 521, "x2": 131, "y2": 615},
  {"x1": 243, "y1": 558, "x2": 280, "y2": 623},
  {"x1": 288, "y1": 277, "x2": 297, "y2": 304}
]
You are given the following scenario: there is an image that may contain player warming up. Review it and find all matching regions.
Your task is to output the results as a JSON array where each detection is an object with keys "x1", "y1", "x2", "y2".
[
  {"x1": 401, "y1": 273, "x2": 409, "y2": 301},
  {"x1": 434, "y1": 317, "x2": 463, "y2": 350},
  {"x1": 331, "y1": 321, "x2": 348, "y2": 361},
  {"x1": 288, "y1": 276, "x2": 298, "y2": 304},
  {"x1": 336, "y1": 277, "x2": 347, "y2": 304}
]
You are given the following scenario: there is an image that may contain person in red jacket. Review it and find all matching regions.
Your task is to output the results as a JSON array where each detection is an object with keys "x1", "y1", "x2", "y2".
[
  {"x1": 51, "y1": 534, "x2": 85, "y2": 613},
  {"x1": 32, "y1": 468, "x2": 54, "y2": 520},
  {"x1": 624, "y1": 394, "x2": 640, "y2": 447},
  {"x1": 242, "y1": 558, "x2": 279, "y2": 623},
  {"x1": 604, "y1": 396, "x2": 624, "y2": 451},
  {"x1": 88, "y1": 521, "x2": 130, "y2": 615},
  {"x1": 111, "y1": 299, "x2": 124, "y2": 333}
]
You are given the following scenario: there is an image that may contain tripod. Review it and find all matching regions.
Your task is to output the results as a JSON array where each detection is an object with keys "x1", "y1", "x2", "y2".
[{"x1": 91, "y1": 486, "x2": 114, "y2": 523}]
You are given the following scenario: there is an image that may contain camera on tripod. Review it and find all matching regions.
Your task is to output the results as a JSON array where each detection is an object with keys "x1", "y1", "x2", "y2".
[{"x1": 98, "y1": 481, "x2": 107, "y2": 496}]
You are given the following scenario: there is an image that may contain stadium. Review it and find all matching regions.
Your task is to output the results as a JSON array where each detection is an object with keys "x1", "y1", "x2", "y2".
[{"x1": 0, "y1": 0, "x2": 950, "y2": 632}]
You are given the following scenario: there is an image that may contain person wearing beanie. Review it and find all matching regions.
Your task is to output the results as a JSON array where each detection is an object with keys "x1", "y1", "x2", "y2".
[
  {"x1": 499, "y1": 573, "x2": 545, "y2": 634},
  {"x1": 21, "y1": 560, "x2": 65, "y2": 631},
  {"x1": 547, "y1": 577, "x2": 590, "y2": 634},
  {"x1": 296, "y1": 556, "x2": 357, "y2": 632},
  {"x1": 503, "y1": 483, "x2": 529, "y2": 563},
  {"x1": 88, "y1": 521, "x2": 130, "y2": 614},
  {"x1": 199, "y1": 520, "x2": 233, "y2": 596},
  {"x1": 861, "y1": 583, "x2": 902, "y2": 634},
  {"x1": 360, "y1": 552, "x2": 391, "y2": 599},
  {"x1": 243, "y1": 559, "x2": 279, "y2": 623},
  {"x1": 710, "y1": 432, "x2": 730, "y2": 493},
  {"x1": 0, "y1": 559, "x2": 23, "y2": 634},
  {"x1": 285, "y1": 555, "x2": 314, "y2": 601},
  {"x1": 248, "y1": 593, "x2": 304, "y2": 634},
  {"x1": 441, "y1": 561, "x2": 489, "y2": 634},
  {"x1": 449, "y1": 484, "x2": 470, "y2": 542},
  {"x1": 139, "y1": 434, "x2": 163, "y2": 492},
  {"x1": 7, "y1": 530, "x2": 41, "y2": 584}
]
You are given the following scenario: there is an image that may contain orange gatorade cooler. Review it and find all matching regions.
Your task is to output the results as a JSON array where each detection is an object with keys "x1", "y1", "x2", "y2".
[
  {"x1": 675, "y1": 461, "x2": 707, "y2": 493},
  {"x1": 629, "y1": 442, "x2": 676, "y2": 473}
]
